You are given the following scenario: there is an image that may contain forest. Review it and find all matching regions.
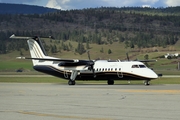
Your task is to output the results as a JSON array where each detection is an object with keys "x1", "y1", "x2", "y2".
[{"x1": 0, "y1": 5, "x2": 180, "y2": 55}]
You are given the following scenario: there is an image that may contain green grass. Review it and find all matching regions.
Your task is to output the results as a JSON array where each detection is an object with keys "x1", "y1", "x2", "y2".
[
  {"x1": 153, "y1": 78, "x2": 180, "y2": 84},
  {"x1": 155, "y1": 70, "x2": 180, "y2": 75},
  {"x1": 0, "y1": 60, "x2": 33, "y2": 71},
  {"x1": 0, "y1": 50, "x2": 33, "y2": 71},
  {"x1": 0, "y1": 76, "x2": 180, "y2": 85}
]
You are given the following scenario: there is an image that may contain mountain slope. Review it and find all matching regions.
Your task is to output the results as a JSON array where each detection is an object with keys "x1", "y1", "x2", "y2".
[
  {"x1": 0, "y1": 3, "x2": 58, "y2": 14},
  {"x1": 0, "y1": 5, "x2": 180, "y2": 59}
]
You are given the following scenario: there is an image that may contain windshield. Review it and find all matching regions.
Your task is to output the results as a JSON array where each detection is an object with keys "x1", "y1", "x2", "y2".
[
  {"x1": 139, "y1": 65, "x2": 146, "y2": 68},
  {"x1": 132, "y1": 64, "x2": 146, "y2": 68}
]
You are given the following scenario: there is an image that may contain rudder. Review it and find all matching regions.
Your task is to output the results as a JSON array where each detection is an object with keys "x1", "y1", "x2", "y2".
[{"x1": 27, "y1": 39, "x2": 45, "y2": 66}]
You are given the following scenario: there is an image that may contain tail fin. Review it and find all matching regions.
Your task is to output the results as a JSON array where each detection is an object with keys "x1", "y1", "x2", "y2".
[
  {"x1": 10, "y1": 34, "x2": 48, "y2": 66},
  {"x1": 27, "y1": 39, "x2": 46, "y2": 66}
]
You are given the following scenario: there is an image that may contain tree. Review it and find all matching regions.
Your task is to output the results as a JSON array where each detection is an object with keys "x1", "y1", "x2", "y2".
[
  {"x1": 76, "y1": 42, "x2": 86, "y2": 55},
  {"x1": 144, "y1": 54, "x2": 149, "y2": 67},
  {"x1": 68, "y1": 42, "x2": 73, "y2": 51},
  {"x1": 118, "y1": 34, "x2": 125, "y2": 43},
  {"x1": 100, "y1": 47, "x2": 104, "y2": 53},
  {"x1": 0, "y1": 42, "x2": 6, "y2": 54},
  {"x1": 108, "y1": 49, "x2": 112, "y2": 54},
  {"x1": 130, "y1": 41, "x2": 135, "y2": 49},
  {"x1": 20, "y1": 50, "x2": 23, "y2": 56},
  {"x1": 125, "y1": 41, "x2": 129, "y2": 48},
  {"x1": 50, "y1": 44, "x2": 57, "y2": 53},
  {"x1": 144, "y1": 54, "x2": 149, "y2": 60},
  {"x1": 86, "y1": 41, "x2": 90, "y2": 49}
]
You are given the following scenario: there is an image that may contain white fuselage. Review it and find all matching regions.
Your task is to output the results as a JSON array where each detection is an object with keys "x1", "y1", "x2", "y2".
[
  {"x1": 34, "y1": 59, "x2": 158, "y2": 80},
  {"x1": 82, "y1": 60, "x2": 158, "y2": 79},
  {"x1": 10, "y1": 35, "x2": 158, "y2": 85}
]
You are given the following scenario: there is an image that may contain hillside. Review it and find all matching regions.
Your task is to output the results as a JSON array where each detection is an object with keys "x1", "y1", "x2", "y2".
[
  {"x1": 0, "y1": 3, "x2": 58, "y2": 14},
  {"x1": 0, "y1": 4, "x2": 180, "y2": 72},
  {"x1": 0, "y1": 7, "x2": 180, "y2": 54}
]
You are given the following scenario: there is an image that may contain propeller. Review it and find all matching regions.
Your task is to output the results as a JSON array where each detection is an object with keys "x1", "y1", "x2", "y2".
[
  {"x1": 126, "y1": 52, "x2": 130, "y2": 61},
  {"x1": 86, "y1": 51, "x2": 96, "y2": 78}
]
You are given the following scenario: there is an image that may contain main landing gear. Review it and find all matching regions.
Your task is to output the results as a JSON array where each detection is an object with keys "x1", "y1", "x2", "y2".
[
  {"x1": 68, "y1": 71, "x2": 78, "y2": 85},
  {"x1": 107, "y1": 79, "x2": 114, "y2": 85},
  {"x1": 68, "y1": 80, "x2": 76, "y2": 85}
]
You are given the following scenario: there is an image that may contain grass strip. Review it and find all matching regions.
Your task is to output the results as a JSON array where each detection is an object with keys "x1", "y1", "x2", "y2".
[{"x1": 0, "y1": 77, "x2": 180, "y2": 85}]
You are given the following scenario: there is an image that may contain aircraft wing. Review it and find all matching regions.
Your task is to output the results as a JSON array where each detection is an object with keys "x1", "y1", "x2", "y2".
[
  {"x1": 137, "y1": 59, "x2": 157, "y2": 62},
  {"x1": 16, "y1": 57, "x2": 79, "y2": 63}
]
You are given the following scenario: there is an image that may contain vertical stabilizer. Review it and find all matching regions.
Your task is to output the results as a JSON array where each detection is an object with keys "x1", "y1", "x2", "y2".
[
  {"x1": 33, "y1": 37, "x2": 48, "y2": 56},
  {"x1": 10, "y1": 34, "x2": 49, "y2": 66},
  {"x1": 27, "y1": 38, "x2": 46, "y2": 66}
]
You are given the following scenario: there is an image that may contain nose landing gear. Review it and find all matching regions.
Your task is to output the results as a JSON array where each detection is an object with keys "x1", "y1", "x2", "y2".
[{"x1": 144, "y1": 80, "x2": 150, "y2": 86}]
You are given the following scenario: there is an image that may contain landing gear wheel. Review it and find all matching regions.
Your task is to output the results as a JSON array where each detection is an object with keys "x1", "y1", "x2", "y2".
[
  {"x1": 68, "y1": 80, "x2": 76, "y2": 85},
  {"x1": 107, "y1": 79, "x2": 114, "y2": 85},
  {"x1": 144, "y1": 80, "x2": 150, "y2": 86}
]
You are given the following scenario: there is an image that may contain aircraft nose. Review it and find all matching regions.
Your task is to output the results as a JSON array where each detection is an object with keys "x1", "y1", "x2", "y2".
[
  {"x1": 143, "y1": 68, "x2": 158, "y2": 79},
  {"x1": 150, "y1": 70, "x2": 158, "y2": 79},
  {"x1": 152, "y1": 72, "x2": 158, "y2": 79}
]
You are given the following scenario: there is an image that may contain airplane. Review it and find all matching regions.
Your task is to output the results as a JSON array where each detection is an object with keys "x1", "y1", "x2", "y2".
[{"x1": 10, "y1": 34, "x2": 158, "y2": 86}]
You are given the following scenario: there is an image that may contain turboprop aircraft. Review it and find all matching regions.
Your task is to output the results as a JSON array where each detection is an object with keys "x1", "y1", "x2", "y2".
[{"x1": 10, "y1": 34, "x2": 158, "y2": 85}]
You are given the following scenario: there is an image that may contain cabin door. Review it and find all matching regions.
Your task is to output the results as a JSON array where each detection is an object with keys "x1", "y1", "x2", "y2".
[{"x1": 117, "y1": 66, "x2": 123, "y2": 78}]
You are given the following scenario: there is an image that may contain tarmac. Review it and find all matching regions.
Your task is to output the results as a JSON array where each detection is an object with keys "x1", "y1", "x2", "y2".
[{"x1": 0, "y1": 83, "x2": 180, "y2": 120}]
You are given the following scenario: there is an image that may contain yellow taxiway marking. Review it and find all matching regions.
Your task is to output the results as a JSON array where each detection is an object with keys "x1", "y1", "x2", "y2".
[
  {"x1": 17, "y1": 111, "x2": 112, "y2": 120},
  {"x1": 119, "y1": 89, "x2": 180, "y2": 94}
]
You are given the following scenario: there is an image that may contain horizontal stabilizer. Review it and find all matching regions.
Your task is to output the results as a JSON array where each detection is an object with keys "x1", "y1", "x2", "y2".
[
  {"x1": 16, "y1": 57, "x2": 79, "y2": 63},
  {"x1": 10, "y1": 34, "x2": 31, "y2": 40},
  {"x1": 10, "y1": 34, "x2": 54, "y2": 40}
]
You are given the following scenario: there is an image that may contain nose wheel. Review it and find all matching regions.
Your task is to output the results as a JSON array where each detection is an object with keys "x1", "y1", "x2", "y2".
[{"x1": 144, "y1": 80, "x2": 150, "y2": 86}]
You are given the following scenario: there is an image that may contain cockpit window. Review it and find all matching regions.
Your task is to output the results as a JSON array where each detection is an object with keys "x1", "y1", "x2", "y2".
[
  {"x1": 132, "y1": 65, "x2": 139, "y2": 68},
  {"x1": 139, "y1": 65, "x2": 146, "y2": 68},
  {"x1": 132, "y1": 65, "x2": 146, "y2": 68}
]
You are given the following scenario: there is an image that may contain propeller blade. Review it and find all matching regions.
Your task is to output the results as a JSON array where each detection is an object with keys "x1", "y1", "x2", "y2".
[
  {"x1": 126, "y1": 52, "x2": 130, "y2": 61},
  {"x1": 86, "y1": 51, "x2": 96, "y2": 78},
  {"x1": 87, "y1": 50, "x2": 91, "y2": 60}
]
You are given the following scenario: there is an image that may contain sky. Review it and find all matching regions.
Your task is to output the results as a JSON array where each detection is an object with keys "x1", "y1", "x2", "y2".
[{"x1": 0, "y1": 0, "x2": 180, "y2": 10}]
